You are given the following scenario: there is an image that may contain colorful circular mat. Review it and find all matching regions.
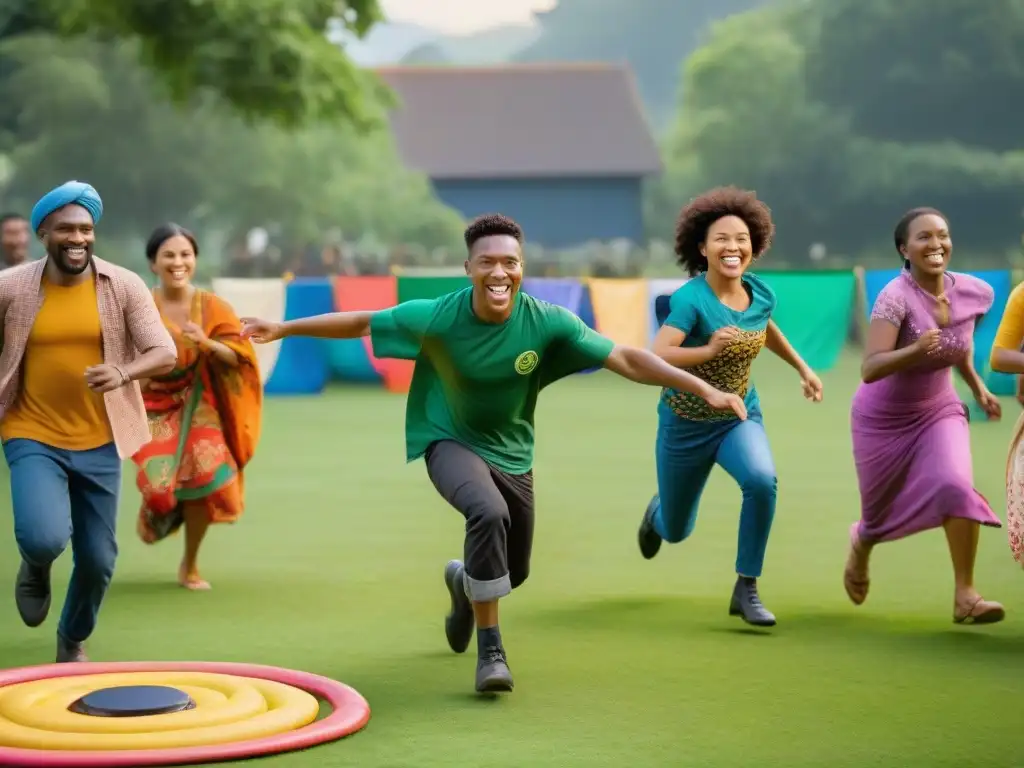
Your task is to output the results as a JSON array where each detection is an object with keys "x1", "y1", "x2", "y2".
[{"x1": 0, "y1": 661, "x2": 370, "y2": 767}]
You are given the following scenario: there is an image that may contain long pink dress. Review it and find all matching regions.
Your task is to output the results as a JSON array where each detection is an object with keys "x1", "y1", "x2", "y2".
[{"x1": 851, "y1": 270, "x2": 1001, "y2": 543}]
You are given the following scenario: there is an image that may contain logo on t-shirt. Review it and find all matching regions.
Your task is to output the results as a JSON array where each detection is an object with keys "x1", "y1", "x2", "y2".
[{"x1": 514, "y1": 350, "x2": 539, "y2": 375}]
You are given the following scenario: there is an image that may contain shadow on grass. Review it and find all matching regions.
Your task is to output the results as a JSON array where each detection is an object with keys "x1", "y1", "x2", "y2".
[
  {"x1": 711, "y1": 626, "x2": 775, "y2": 637},
  {"x1": 517, "y1": 594, "x2": 1024, "y2": 659},
  {"x1": 107, "y1": 577, "x2": 182, "y2": 598}
]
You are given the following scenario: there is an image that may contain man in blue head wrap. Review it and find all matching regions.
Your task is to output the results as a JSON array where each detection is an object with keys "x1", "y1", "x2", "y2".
[
  {"x1": 0, "y1": 181, "x2": 177, "y2": 663},
  {"x1": 30, "y1": 180, "x2": 103, "y2": 275}
]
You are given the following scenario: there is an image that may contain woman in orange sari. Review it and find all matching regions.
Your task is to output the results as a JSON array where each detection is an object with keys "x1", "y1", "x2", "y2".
[{"x1": 132, "y1": 224, "x2": 262, "y2": 590}]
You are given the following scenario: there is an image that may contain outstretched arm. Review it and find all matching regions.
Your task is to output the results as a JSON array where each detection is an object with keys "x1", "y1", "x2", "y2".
[
  {"x1": 241, "y1": 310, "x2": 373, "y2": 342},
  {"x1": 280, "y1": 311, "x2": 374, "y2": 339},
  {"x1": 243, "y1": 299, "x2": 436, "y2": 363},
  {"x1": 603, "y1": 345, "x2": 746, "y2": 419}
]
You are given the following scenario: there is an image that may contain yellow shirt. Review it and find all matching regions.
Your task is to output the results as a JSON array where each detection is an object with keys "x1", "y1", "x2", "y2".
[
  {"x1": 1, "y1": 274, "x2": 113, "y2": 450},
  {"x1": 993, "y1": 282, "x2": 1024, "y2": 356}
]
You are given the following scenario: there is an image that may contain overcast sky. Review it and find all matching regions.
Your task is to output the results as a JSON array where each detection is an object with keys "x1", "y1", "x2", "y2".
[{"x1": 379, "y1": 0, "x2": 557, "y2": 34}]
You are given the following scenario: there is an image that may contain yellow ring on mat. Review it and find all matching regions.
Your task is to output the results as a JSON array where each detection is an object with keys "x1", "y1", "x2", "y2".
[
  {"x1": 1, "y1": 674, "x2": 266, "y2": 732},
  {"x1": 0, "y1": 671, "x2": 319, "y2": 751}
]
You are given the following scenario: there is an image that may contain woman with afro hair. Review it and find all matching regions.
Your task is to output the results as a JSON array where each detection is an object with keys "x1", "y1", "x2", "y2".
[{"x1": 637, "y1": 186, "x2": 823, "y2": 627}]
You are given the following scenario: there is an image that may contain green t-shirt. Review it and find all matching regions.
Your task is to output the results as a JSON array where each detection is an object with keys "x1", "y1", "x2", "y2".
[{"x1": 369, "y1": 287, "x2": 615, "y2": 473}]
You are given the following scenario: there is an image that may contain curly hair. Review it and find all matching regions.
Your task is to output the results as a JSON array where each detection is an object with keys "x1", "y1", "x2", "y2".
[
  {"x1": 893, "y1": 207, "x2": 946, "y2": 269},
  {"x1": 674, "y1": 186, "x2": 774, "y2": 276},
  {"x1": 464, "y1": 213, "x2": 523, "y2": 250}
]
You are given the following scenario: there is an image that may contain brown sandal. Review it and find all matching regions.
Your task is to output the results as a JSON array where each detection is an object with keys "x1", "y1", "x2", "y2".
[
  {"x1": 953, "y1": 596, "x2": 1005, "y2": 624},
  {"x1": 844, "y1": 524, "x2": 870, "y2": 605}
]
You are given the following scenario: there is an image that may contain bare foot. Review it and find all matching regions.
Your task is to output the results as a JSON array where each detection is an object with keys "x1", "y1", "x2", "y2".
[
  {"x1": 137, "y1": 517, "x2": 157, "y2": 545},
  {"x1": 178, "y1": 564, "x2": 211, "y2": 591},
  {"x1": 953, "y1": 591, "x2": 1004, "y2": 624},
  {"x1": 844, "y1": 523, "x2": 871, "y2": 605}
]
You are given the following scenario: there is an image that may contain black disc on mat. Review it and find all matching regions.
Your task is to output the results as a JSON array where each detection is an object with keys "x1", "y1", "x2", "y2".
[{"x1": 69, "y1": 685, "x2": 195, "y2": 717}]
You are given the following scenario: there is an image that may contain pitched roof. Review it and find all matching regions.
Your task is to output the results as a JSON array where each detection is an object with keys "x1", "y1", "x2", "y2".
[{"x1": 374, "y1": 63, "x2": 662, "y2": 180}]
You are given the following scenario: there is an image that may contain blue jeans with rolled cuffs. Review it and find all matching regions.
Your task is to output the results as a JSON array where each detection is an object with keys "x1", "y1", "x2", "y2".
[
  {"x1": 652, "y1": 414, "x2": 777, "y2": 578},
  {"x1": 4, "y1": 438, "x2": 121, "y2": 643}
]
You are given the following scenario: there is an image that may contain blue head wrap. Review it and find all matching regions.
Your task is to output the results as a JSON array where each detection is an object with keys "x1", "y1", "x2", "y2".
[{"x1": 30, "y1": 181, "x2": 103, "y2": 234}]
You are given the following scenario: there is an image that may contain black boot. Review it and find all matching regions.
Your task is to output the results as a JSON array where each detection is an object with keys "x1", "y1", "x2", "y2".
[
  {"x1": 638, "y1": 495, "x2": 663, "y2": 559},
  {"x1": 443, "y1": 560, "x2": 474, "y2": 654},
  {"x1": 15, "y1": 560, "x2": 51, "y2": 628},
  {"x1": 729, "y1": 576, "x2": 776, "y2": 627},
  {"x1": 475, "y1": 645, "x2": 514, "y2": 693}
]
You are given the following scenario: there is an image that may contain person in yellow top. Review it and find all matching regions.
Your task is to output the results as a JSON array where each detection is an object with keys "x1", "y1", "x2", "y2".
[
  {"x1": 990, "y1": 283, "x2": 1024, "y2": 570},
  {"x1": 0, "y1": 181, "x2": 176, "y2": 664},
  {"x1": 1, "y1": 271, "x2": 115, "y2": 448}
]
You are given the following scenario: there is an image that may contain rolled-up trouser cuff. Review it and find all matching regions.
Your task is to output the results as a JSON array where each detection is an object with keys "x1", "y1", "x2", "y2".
[{"x1": 464, "y1": 571, "x2": 511, "y2": 602}]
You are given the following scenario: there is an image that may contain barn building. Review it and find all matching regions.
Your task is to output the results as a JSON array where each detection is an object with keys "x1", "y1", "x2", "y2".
[{"x1": 375, "y1": 63, "x2": 662, "y2": 249}]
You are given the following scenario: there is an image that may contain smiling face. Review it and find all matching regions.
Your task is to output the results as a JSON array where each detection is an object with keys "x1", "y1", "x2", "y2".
[
  {"x1": 150, "y1": 234, "x2": 197, "y2": 290},
  {"x1": 700, "y1": 215, "x2": 753, "y2": 280},
  {"x1": 465, "y1": 234, "x2": 523, "y2": 317},
  {"x1": 41, "y1": 204, "x2": 94, "y2": 276},
  {"x1": 901, "y1": 213, "x2": 951, "y2": 276}
]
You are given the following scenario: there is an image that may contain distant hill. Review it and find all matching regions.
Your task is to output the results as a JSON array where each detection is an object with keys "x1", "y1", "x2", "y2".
[
  {"x1": 335, "y1": 21, "x2": 437, "y2": 65},
  {"x1": 514, "y1": 0, "x2": 776, "y2": 131},
  {"x1": 401, "y1": 25, "x2": 541, "y2": 65},
  {"x1": 335, "y1": 19, "x2": 539, "y2": 67},
  {"x1": 341, "y1": 1, "x2": 779, "y2": 133}
]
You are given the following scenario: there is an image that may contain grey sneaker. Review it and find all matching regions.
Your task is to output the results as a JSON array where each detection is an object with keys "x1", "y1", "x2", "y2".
[
  {"x1": 729, "y1": 576, "x2": 776, "y2": 627},
  {"x1": 475, "y1": 645, "x2": 514, "y2": 693}
]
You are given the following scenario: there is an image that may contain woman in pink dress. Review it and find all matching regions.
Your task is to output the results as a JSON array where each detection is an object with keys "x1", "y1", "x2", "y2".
[{"x1": 845, "y1": 207, "x2": 1005, "y2": 624}]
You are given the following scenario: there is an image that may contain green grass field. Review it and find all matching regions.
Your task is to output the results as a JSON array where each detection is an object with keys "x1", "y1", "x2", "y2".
[{"x1": 0, "y1": 351, "x2": 1021, "y2": 767}]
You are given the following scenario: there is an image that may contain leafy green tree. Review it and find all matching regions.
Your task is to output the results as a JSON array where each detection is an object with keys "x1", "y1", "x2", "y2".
[
  {"x1": 805, "y1": 0, "x2": 1024, "y2": 153},
  {"x1": 515, "y1": 0, "x2": 773, "y2": 130},
  {"x1": 1, "y1": 37, "x2": 221, "y2": 232},
  {"x1": 654, "y1": 4, "x2": 849, "y2": 255},
  {"x1": 654, "y1": 0, "x2": 1024, "y2": 261},
  {"x1": 2, "y1": 0, "x2": 387, "y2": 127},
  {"x1": 0, "y1": 37, "x2": 464, "y2": 261}
]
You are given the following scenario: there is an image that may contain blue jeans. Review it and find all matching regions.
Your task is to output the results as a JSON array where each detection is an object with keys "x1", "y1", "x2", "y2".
[
  {"x1": 4, "y1": 438, "x2": 121, "y2": 643},
  {"x1": 652, "y1": 415, "x2": 777, "y2": 578}
]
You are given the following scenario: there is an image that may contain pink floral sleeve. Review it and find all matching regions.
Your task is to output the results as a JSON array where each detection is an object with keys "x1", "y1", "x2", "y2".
[{"x1": 870, "y1": 281, "x2": 906, "y2": 328}]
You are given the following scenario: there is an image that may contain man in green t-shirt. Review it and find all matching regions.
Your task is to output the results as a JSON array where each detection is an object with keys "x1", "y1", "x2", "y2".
[{"x1": 241, "y1": 214, "x2": 746, "y2": 695}]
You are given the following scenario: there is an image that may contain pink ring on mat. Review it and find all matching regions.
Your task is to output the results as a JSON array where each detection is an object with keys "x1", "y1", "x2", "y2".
[{"x1": 0, "y1": 661, "x2": 371, "y2": 767}]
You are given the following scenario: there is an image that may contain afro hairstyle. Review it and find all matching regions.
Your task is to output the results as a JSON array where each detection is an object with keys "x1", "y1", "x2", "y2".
[{"x1": 673, "y1": 186, "x2": 774, "y2": 276}]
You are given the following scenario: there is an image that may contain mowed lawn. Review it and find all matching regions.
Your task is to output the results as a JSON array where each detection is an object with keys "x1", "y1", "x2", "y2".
[{"x1": 0, "y1": 351, "x2": 1021, "y2": 767}]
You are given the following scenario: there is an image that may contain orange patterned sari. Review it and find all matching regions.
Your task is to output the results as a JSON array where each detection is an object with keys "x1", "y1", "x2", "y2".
[{"x1": 133, "y1": 289, "x2": 262, "y2": 543}]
